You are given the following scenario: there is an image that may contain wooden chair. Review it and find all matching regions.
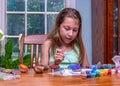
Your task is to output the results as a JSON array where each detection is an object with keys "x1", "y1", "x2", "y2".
[{"x1": 19, "y1": 34, "x2": 47, "y2": 68}]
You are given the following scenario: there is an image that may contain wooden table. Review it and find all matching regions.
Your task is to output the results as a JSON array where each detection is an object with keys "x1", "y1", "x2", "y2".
[{"x1": 0, "y1": 69, "x2": 120, "y2": 86}]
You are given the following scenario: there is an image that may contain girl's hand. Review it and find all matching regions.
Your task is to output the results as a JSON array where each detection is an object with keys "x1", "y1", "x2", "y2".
[
  {"x1": 54, "y1": 48, "x2": 64, "y2": 65},
  {"x1": 49, "y1": 48, "x2": 64, "y2": 69}
]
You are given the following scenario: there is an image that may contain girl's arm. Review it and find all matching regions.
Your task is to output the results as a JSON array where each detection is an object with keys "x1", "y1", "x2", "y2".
[{"x1": 40, "y1": 40, "x2": 51, "y2": 66}]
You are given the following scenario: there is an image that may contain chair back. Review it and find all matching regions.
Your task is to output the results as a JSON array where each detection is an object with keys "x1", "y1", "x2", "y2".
[{"x1": 19, "y1": 34, "x2": 47, "y2": 68}]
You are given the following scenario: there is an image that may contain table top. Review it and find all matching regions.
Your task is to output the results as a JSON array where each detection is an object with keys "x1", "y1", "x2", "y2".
[{"x1": 0, "y1": 69, "x2": 120, "y2": 86}]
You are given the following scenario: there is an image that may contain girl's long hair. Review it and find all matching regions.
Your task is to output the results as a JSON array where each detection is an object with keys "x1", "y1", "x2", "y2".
[{"x1": 47, "y1": 8, "x2": 85, "y2": 65}]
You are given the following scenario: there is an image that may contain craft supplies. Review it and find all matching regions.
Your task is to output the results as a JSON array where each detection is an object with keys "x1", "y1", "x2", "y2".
[
  {"x1": 112, "y1": 55, "x2": 120, "y2": 67},
  {"x1": 86, "y1": 74, "x2": 91, "y2": 78},
  {"x1": 48, "y1": 62, "x2": 120, "y2": 79},
  {"x1": 108, "y1": 69, "x2": 111, "y2": 75},
  {"x1": 91, "y1": 72, "x2": 96, "y2": 78},
  {"x1": 0, "y1": 71, "x2": 20, "y2": 80},
  {"x1": 68, "y1": 64, "x2": 81, "y2": 71},
  {"x1": 95, "y1": 70, "x2": 100, "y2": 77},
  {"x1": 111, "y1": 69, "x2": 116, "y2": 74}
]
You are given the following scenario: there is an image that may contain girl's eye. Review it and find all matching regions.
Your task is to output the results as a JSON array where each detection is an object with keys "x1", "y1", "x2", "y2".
[
  {"x1": 64, "y1": 26, "x2": 70, "y2": 30},
  {"x1": 73, "y1": 29, "x2": 78, "y2": 32}
]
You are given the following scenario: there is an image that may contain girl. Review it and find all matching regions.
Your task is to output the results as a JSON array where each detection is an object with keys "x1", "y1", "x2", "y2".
[{"x1": 40, "y1": 8, "x2": 89, "y2": 69}]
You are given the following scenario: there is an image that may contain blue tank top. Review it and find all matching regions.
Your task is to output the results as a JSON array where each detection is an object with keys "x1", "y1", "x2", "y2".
[{"x1": 49, "y1": 45, "x2": 80, "y2": 68}]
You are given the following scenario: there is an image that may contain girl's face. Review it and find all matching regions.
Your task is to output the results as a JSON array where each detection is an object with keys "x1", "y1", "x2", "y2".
[{"x1": 59, "y1": 17, "x2": 79, "y2": 44}]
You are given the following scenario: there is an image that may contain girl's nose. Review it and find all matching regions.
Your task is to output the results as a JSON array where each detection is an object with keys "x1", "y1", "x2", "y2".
[{"x1": 68, "y1": 30, "x2": 73, "y2": 36}]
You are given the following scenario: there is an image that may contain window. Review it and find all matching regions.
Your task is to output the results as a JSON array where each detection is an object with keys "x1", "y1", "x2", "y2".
[
  {"x1": 6, "y1": 0, "x2": 65, "y2": 53},
  {"x1": 0, "y1": 0, "x2": 76, "y2": 57}
]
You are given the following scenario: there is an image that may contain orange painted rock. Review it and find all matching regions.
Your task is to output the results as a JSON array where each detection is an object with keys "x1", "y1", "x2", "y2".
[{"x1": 19, "y1": 64, "x2": 28, "y2": 73}]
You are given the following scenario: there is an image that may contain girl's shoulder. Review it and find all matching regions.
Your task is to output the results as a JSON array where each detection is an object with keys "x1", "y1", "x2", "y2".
[
  {"x1": 42, "y1": 39, "x2": 51, "y2": 48},
  {"x1": 42, "y1": 39, "x2": 52, "y2": 54}
]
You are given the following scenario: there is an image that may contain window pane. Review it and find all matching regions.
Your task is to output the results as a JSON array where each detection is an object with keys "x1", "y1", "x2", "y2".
[
  {"x1": 27, "y1": 14, "x2": 45, "y2": 35},
  {"x1": 47, "y1": 14, "x2": 57, "y2": 33},
  {"x1": 7, "y1": 0, "x2": 25, "y2": 11},
  {"x1": 7, "y1": 14, "x2": 25, "y2": 35},
  {"x1": 27, "y1": 0, "x2": 45, "y2": 12},
  {"x1": 47, "y1": 0, "x2": 64, "y2": 12}
]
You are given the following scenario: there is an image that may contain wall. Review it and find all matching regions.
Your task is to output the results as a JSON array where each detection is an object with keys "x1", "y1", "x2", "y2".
[
  {"x1": 0, "y1": 0, "x2": 5, "y2": 31},
  {"x1": 76, "y1": 0, "x2": 92, "y2": 64},
  {"x1": 0, "y1": 0, "x2": 6, "y2": 54}
]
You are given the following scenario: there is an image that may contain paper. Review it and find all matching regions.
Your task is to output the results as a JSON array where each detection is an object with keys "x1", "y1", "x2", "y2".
[
  {"x1": 48, "y1": 69, "x2": 91, "y2": 76},
  {"x1": 112, "y1": 55, "x2": 120, "y2": 67}
]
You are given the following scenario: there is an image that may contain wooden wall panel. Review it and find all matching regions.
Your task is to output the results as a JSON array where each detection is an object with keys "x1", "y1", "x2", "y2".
[
  {"x1": 92, "y1": 0, "x2": 115, "y2": 64},
  {"x1": 106, "y1": 0, "x2": 114, "y2": 63},
  {"x1": 118, "y1": 0, "x2": 120, "y2": 54},
  {"x1": 92, "y1": 0, "x2": 104, "y2": 64}
]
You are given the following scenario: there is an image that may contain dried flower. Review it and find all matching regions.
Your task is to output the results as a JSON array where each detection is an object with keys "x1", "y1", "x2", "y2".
[
  {"x1": 18, "y1": 34, "x2": 22, "y2": 50},
  {"x1": 0, "y1": 29, "x2": 4, "y2": 41}
]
